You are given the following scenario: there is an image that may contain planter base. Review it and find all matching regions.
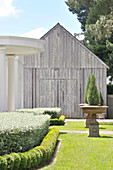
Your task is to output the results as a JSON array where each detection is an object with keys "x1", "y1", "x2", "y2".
[
  {"x1": 86, "y1": 119, "x2": 91, "y2": 128},
  {"x1": 85, "y1": 114, "x2": 92, "y2": 128},
  {"x1": 88, "y1": 124, "x2": 100, "y2": 137},
  {"x1": 88, "y1": 114, "x2": 100, "y2": 137}
]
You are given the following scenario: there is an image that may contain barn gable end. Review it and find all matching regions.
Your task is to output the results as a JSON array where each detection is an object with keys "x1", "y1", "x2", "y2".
[{"x1": 24, "y1": 23, "x2": 108, "y2": 118}]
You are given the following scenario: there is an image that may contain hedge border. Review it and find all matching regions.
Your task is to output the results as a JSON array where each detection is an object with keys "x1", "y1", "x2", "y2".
[
  {"x1": 0, "y1": 113, "x2": 50, "y2": 156},
  {"x1": 50, "y1": 115, "x2": 65, "y2": 126},
  {"x1": 0, "y1": 129, "x2": 59, "y2": 170}
]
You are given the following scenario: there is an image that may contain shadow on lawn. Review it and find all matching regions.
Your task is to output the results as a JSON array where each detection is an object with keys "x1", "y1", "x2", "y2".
[
  {"x1": 60, "y1": 132, "x2": 68, "y2": 135},
  {"x1": 100, "y1": 123, "x2": 113, "y2": 125},
  {"x1": 101, "y1": 135, "x2": 113, "y2": 138},
  {"x1": 99, "y1": 127, "x2": 106, "y2": 129}
]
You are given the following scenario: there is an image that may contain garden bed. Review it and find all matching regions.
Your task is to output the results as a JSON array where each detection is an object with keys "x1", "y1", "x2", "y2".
[
  {"x1": 16, "y1": 108, "x2": 61, "y2": 119},
  {"x1": 0, "y1": 129, "x2": 59, "y2": 170},
  {"x1": 0, "y1": 112, "x2": 50, "y2": 155},
  {"x1": 15, "y1": 108, "x2": 65, "y2": 126},
  {"x1": 50, "y1": 115, "x2": 65, "y2": 126}
]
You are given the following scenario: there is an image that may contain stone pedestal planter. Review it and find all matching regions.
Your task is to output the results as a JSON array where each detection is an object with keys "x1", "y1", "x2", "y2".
[
  {"x1": 79, "y1": 104, "x2": 92, "y2": 128},
  {"x1": 80, "y1": 106, "x2": 108, "y2": 137},
  {"x1": 85, "y1": 114, "x2": 92, "y2": 128},
  {"x1": 89, "y1": 114, "x2": 100, "y2": 137}
]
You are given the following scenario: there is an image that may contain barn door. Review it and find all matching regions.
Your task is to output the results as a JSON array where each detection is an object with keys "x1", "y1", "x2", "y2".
[
  {"x1": 38, "y1": 79, "x2": 80, "y2": 118},
  {"x1": 39, "y1": 79, "x2": 58, "y2": 107}
]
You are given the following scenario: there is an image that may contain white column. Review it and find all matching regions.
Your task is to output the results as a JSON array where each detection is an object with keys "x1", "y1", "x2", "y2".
[
  {"x1": 14, "y1": 56, "x2": 24, "y2": 109},
  {"x1": 14, "y1": 56, "x2": 19, "y2": 109},
  {"x1": 0, "y1": 47, "x2": 6, "y2": 111},
  {"x1": 7, "y1": 55, "x2": 15, "y2": 111}
]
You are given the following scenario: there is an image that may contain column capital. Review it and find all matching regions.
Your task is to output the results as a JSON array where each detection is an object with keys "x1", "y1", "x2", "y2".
[{"x1": 6, "y1": 54, "x2": 16, "y2": 60}]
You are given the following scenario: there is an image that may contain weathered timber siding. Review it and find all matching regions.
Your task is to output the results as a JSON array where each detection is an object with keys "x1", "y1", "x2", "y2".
[{"x1": 24, "y1": 24, "x2": 108, "y2": 118}]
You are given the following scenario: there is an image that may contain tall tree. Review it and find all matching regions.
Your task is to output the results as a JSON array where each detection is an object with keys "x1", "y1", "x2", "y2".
[
  {"x1": 65, "y1": 0, "x2": 94, "y2": 31},
  {"x1": 66, "y1": 0, "x2": 113, "y2": 81}
]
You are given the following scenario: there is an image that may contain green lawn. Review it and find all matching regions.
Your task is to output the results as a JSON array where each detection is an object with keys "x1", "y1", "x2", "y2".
[
  {"x1": 36, "y1": 121, "x2": 113, "y2": 169},
  {"x1": 42, "y1": 133, "x2": 113, "y2": 170},
  {"x1": 99, "y1": 122, "x2": 113, "y2": 131},
  {"x1": 49, "y1": 121, "x2": 113, "y2": 131}
]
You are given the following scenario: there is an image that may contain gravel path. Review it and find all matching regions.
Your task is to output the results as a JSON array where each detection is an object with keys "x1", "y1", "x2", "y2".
[
  {"x1": 60, "y1": 130, "x2": 113, "y2": 135},
  {"x1": 65, "y1": 119, "x2": 113, "y2": 122}
]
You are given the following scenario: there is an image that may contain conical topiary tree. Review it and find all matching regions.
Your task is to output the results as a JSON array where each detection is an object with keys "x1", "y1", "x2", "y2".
[
  {"x1": 84, "y1": 75, "x2": 90, "y2": 103},
  {"x1": 87, "y1": 74, "x2": 99, "y2": 105},
  {"x1": 98, "y1": 91, "x2": 104, "y2": 106}
]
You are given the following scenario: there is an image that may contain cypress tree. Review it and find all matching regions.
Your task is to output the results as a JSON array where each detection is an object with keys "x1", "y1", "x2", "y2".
[
  {"x1": 84, "y1": 75, "x2": 90, "y2": 103},
  {"x1": 98, "y1": 91, "x2": 104, "y2": 105},
  {"x1": 87, "y1": 74, "x2": 99, "y2": 105}
]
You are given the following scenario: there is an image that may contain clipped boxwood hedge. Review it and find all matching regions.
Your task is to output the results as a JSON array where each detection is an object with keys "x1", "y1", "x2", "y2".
[
  {"x1": 43, "y1": 108, "x2": 61, "y2": 119},
  {"x1": 0, "y1": 129, "x2": 59, "y2": 170},
  {"x1": 16, "y1": 107, "x2": 61, "y2": 119},
  {"x1": 0, "y1": 112, "x2": 50, "y2": 155},
  {"x1": 50, "y1": 115, "x2": 65, "y2": 125}
]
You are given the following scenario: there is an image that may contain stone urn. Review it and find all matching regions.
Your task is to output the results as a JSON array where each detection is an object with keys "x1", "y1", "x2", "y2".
[{"x1": 80, "y1": 105, "x2": 108, "y2": 137}]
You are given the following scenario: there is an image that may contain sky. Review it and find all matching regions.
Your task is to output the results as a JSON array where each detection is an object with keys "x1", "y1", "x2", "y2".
[{"x1": 0, "y1": 0, "x2": 82, "y2": 39}]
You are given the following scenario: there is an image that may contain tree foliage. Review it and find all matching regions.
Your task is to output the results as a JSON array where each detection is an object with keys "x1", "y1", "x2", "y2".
[
  {"x1": 106, "y1": 40, "x2": 113, "y2": 79},
  {"x1": 87, "y1": 74, "x2": 99, "y2": 105},
  {"x1": 84, "y1": 74, "x2": 90, "y2": 103},
  {"x1": 66, "y1": 0, "x2": 113, "y2": 81},
  {"x1": 86, "y1": 12, "x2": 113, "y2": 42},
  {"x1": 98, "y1": 91, "x2": 104, "y2": 106},
  {"x1": 65, "y1": 0, "x2": 94, "y2": 31}
]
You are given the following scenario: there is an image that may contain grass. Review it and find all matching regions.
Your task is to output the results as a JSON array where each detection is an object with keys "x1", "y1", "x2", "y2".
[
  {"x1": 99, "y1": 122, "x2": 113, "y2": 131},
  {"x1": 35, "y1": 121, "x2": 113, "y2": 169},
  {"x1": 42, "y1": 133, "x2": 113, "y2": 170},
  {"x1": 49, "y1": 121, "x2": 113, "y2": 131}
]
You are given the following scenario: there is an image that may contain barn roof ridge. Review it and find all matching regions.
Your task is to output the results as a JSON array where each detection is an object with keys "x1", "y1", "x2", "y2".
[
  {"x1": 40, "y1": 23, "x2": 109, "y2": 69},
  {"x1": 40, "y1": 23, "x2": 60, "y2": 39}
]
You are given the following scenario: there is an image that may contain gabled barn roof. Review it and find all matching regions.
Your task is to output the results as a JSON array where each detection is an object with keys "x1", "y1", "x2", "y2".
[{"x1": 40, "y1": 23, "x2": 109, "y2": 69}]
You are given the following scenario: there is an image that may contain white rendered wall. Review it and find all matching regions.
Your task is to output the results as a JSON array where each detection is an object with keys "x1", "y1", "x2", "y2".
[{"x1": 0, "y1": 48, "x2": 6, "y2": 111}]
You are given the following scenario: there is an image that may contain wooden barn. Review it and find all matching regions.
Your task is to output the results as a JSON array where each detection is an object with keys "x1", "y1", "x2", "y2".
[{"x1": 24, "y1": 23, "x2": 108, "y2": 118}]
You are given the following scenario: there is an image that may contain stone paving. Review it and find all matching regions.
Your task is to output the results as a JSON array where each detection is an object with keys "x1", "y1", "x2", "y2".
[
  {"x1": 66, "y1": 119, "x2": 113, "y2": 122},
  {"x1": 60, "y1": 130, "x2": 113, "y2": 135}
]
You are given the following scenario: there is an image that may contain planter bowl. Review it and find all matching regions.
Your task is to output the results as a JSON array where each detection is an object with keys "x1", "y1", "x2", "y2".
[{"x1": 80, "y1": 106, "x2": 108, "y2": 114}]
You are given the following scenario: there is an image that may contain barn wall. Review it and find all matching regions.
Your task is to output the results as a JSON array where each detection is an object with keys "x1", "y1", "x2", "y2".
[
  {"x1": 24, "y1": 24, "x2": 107, "y2": 118},
  {"x1": 24, "y1": 67, "x2": 107, "y2": 118}
]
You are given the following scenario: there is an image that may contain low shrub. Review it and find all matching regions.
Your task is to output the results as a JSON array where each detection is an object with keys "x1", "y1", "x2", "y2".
[
  {"x1": 16, "y1": 107, "x2": 62, "y2": 118},
  {"x1": 15, "y1": 108, "x2": 43, "y2": 115},
  {"x1": 18, "y1": 153, "x2": 27, "y2": 169},
  {"x1": 0, "y1": 129, "x2": 59, "y2": 170},
  {"x1": 0, "y1": 112, "x2": 50, "y2": 155},
  {"x1": 43, "y1": 108, "x2": 61, "y2": 119},
  {"x1": 0, "y1": 157, "x2": 7, "y2": 170},
  {"x1": 50, "y1": 115, "x2": 65, "y2": 125}
]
